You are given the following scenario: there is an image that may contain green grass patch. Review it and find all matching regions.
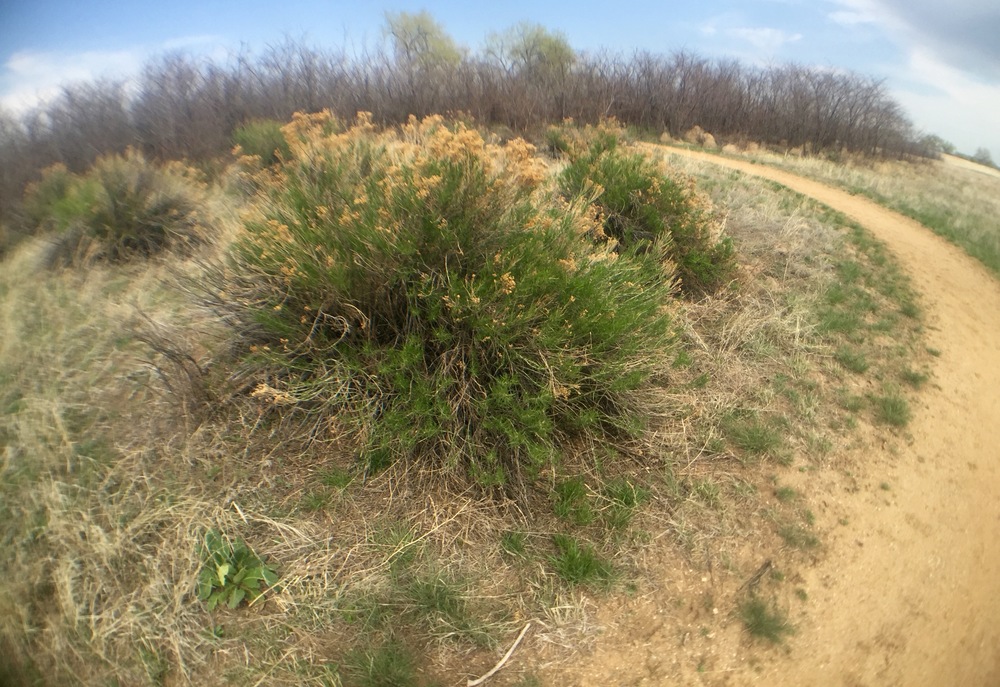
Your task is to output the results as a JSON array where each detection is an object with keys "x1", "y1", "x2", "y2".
[
  {"x1": 777, "y1": 522, "x2": 820, "y2": 550},
  {"x1": 834, "y1": 346, "x2": 869, "y2": 373},
  {"x1": 739, "y1": 596, "x2": 794, "y2": 643},
  {"x1": 553, "y1": 477, "x2": 595, "y2": 525},
  {"x1": 725, "y1": 416, "x2": 783, "y2": 457},
  {"x1": 871, "y1": 389, "x2": 912, "y2": 427},
  {"x1": 549, "y1": 534, "x2": 614, "y2": 586}
]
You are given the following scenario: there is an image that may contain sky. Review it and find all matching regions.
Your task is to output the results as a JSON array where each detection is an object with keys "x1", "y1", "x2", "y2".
[{"x1": 1, "y1": 0, "x2": 998, "y2": 159}]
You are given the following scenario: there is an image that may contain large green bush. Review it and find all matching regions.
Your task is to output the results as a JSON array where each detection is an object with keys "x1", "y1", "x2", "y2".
[
  {"x1": 212, "y1": 112, "x2": 678, "y2": 486},
  {"x1": 552, "y1": 120, "x2": 734, "y2": 294},
  {"x1": 21, "y1": 150, "x2": 208, "y2": 265}
]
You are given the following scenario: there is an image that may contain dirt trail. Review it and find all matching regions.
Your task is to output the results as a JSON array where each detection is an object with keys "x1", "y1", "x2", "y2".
[{"x1": 549, "y1": 148, "x2": 1000, "y2": 686}]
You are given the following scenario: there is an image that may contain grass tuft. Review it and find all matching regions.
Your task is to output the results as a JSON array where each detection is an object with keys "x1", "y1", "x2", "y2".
[
  {"x1": 871, "y1": 389, "x2": 912, "y2": 427},
  {"x1": 549, "y1": 534, "x2": 614, "y2": 586},
  {"x1": 739, "y1": 596, "x2": 794, "y2": 643}
]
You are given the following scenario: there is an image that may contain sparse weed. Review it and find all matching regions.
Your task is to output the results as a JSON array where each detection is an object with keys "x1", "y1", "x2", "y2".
[
  {"x1": 726, "y1": 416, "x2": 783, "y2": 457},
  {"x1": 900, "y1": 368, "x2": 929, "y2": 389},
  {"x1": 739, "y1": 596, "x2": 794, "y2": 643},
  {"x1": 346, "y1": 639, "x2": 418, "y2": 687},
  {"x1": 501, "y1": 531, "x2": 528, "y2": 558},
  {"x1": 834, "y1": 346, "x2": 869, "y2": 373},
  {"x1": 777, "y1": 522, "x2": 820, "y2": 550}
]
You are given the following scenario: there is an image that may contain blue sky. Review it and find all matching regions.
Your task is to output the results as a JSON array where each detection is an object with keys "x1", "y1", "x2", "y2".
[{"x1": 1, "y1": 0, "x2": 998, "y2": 158}]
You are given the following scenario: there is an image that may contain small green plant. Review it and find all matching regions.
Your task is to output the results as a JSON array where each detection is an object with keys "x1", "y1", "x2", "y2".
[
  {"x1": 549, "y1": 534, "x2": 614, "y2": 586},
  {"x1": 553, "y1": 476, "x2": 594, "y2": 525},
  {"x1": 871, "y1": 389, "x2": 911, "y2": 427},
  {"x1": 834, "y1": 346, "x2": 869, "y2": 373},
  {"x1": 500, "y1": 531, "x2": 528, "y2": 558},
  {"x1": 347, "y1": 639, "x2": 418, "y2": 687},
  {"x1": 197, "y1": 530, "x2": 279, "y2": 610},
  {"x1": 726, "y1": 416, "x2": 782, "y2": 457},
  {"x1": 739, "y1": 596, "x2": 794, "y2": 643}
]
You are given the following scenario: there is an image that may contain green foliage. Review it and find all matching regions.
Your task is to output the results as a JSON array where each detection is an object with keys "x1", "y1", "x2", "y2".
[
  {"x1": 739, "y1": 596, "x2": 794, "y2": 643},
  {"x1": 212, "y1": 112, "x2": 677, "y2": 487},
  {"x1": 347, "y1": 640, "x2": 418, "y2": 687},
  {"x1": 22, "y1": 150, "x2": 207, "y2": 265},
  {"x1": 553, "y1": 120, "x2": 735, "y2": 294},
  {"x1": 196, "y1": 530, "x2": 279, "y2": 610},
  {"x1": 871, "y1": 388, "x2": 911, "y2": 427},
  {"x1": 725, "y1": 415, "x2": 783, "y2": 457},
  {"x1": 834, "y1": 346, "x2": 869, "y2": 373},
  {"x1": 383, "y1": 10, "x2": 463, "y2": 70},
  {"x1": 602, "y1": 477, "x2": 648, "y2": 529},
  {"x1": 549, "y1": 534, "x2": 614, "y2": 586},
  {"x1": 232, "y1": 119, "x2": 291, "y2": 165},
  {"x1": 553, "y1": 476, "x2": 594, "y2": 525},
  {"x1": 485, "y1": 22, "x2": 575, "y2": 81}
]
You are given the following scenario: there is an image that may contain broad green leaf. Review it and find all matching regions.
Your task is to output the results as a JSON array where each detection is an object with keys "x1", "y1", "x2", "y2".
[
  {"x1": 216, "y1": 563, "x2": 231, "y2": 585},
  {"x1": 228, "y1": 587, "x2": 246, "y2": 609}
]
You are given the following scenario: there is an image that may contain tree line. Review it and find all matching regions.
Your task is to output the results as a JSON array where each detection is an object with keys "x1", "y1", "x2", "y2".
[{"x1": 0, "y1": 12, "x2": 935, "y2": 225}]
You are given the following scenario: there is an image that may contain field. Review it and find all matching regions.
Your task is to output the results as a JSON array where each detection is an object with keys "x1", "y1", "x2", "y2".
[{"x1": 1, "y1": 121, "x2": 997, "y2": 686}]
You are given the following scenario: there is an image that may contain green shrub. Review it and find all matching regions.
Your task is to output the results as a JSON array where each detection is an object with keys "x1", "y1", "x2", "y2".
[
  {"x1": 553, "y1": 120, "x2": 735, "y2": 294},
  {"x1": 210, "y1": 112, "x2": 677, "y2": 487},
  {"x1": 232, "y1": 118, "x2": 292, "y2": 165},
  {"x1": 22, "y1": 150, "x2": 207, "y2": 265}
]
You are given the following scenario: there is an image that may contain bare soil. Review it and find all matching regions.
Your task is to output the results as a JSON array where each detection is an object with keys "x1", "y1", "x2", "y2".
[{"x1": 535, "y1": 148, "x2": 1000, "y2": 686}]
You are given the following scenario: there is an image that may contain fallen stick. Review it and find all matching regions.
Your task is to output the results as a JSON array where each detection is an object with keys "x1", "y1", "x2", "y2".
[{"x1": 467, "y1": 621, "x2": 532, "y2": 687}]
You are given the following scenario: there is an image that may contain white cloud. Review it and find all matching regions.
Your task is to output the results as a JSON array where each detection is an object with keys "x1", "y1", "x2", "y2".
[
  {"x1": 0, "y1": 35, "x2": 230, "y2": 113},
  {"x1": 726, "y1": 27, "x2": 803, "y2": 52},
  {"x1": 1, "y1": 48, "x2": 144, "y2": 111},
  {"x1": 891, "y1": 47, "x2": 1000, "y2": 158}
]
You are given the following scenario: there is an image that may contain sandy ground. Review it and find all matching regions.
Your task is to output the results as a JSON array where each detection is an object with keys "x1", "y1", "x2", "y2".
[{"x1": 537, "y1": 148, "x2": 1000, "y2": 687}]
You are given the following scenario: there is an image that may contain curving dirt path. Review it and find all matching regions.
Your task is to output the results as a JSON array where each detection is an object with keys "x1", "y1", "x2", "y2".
[{"x1": 549, "y1": 148, "x2": 1000, "y2": 686}]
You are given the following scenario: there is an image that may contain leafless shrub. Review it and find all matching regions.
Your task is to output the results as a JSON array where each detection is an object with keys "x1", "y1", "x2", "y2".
[{"x1": 0, "y1": 35, "x2": 929, "y2": 230}]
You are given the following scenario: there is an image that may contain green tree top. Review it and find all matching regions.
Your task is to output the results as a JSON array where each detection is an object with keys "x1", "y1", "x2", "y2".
[
  {"x1": 485, "y1": 22, "x2": 576, "y2": 80},
  {"x1": 384, "y1": 10, "x2": 464, "y2": 71}
]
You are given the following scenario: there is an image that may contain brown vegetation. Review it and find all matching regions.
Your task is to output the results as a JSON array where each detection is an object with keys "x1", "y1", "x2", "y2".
[{"x1": 1, "y1": 34, "x2": 928, "y2": 230}]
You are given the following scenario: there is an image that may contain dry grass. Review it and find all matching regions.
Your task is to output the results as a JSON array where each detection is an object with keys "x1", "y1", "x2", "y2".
[
  {"x1": 0, "y1": 146, "x2": 930, "y2": 685},
  {"x1": 729, "y1": 147, "x2": 1000, "y2": 276}
]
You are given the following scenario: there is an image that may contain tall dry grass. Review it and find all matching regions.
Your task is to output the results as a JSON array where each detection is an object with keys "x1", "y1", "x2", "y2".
[{"x1": 736, "y1": 148, "x2": 1000, "y2": 277}]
